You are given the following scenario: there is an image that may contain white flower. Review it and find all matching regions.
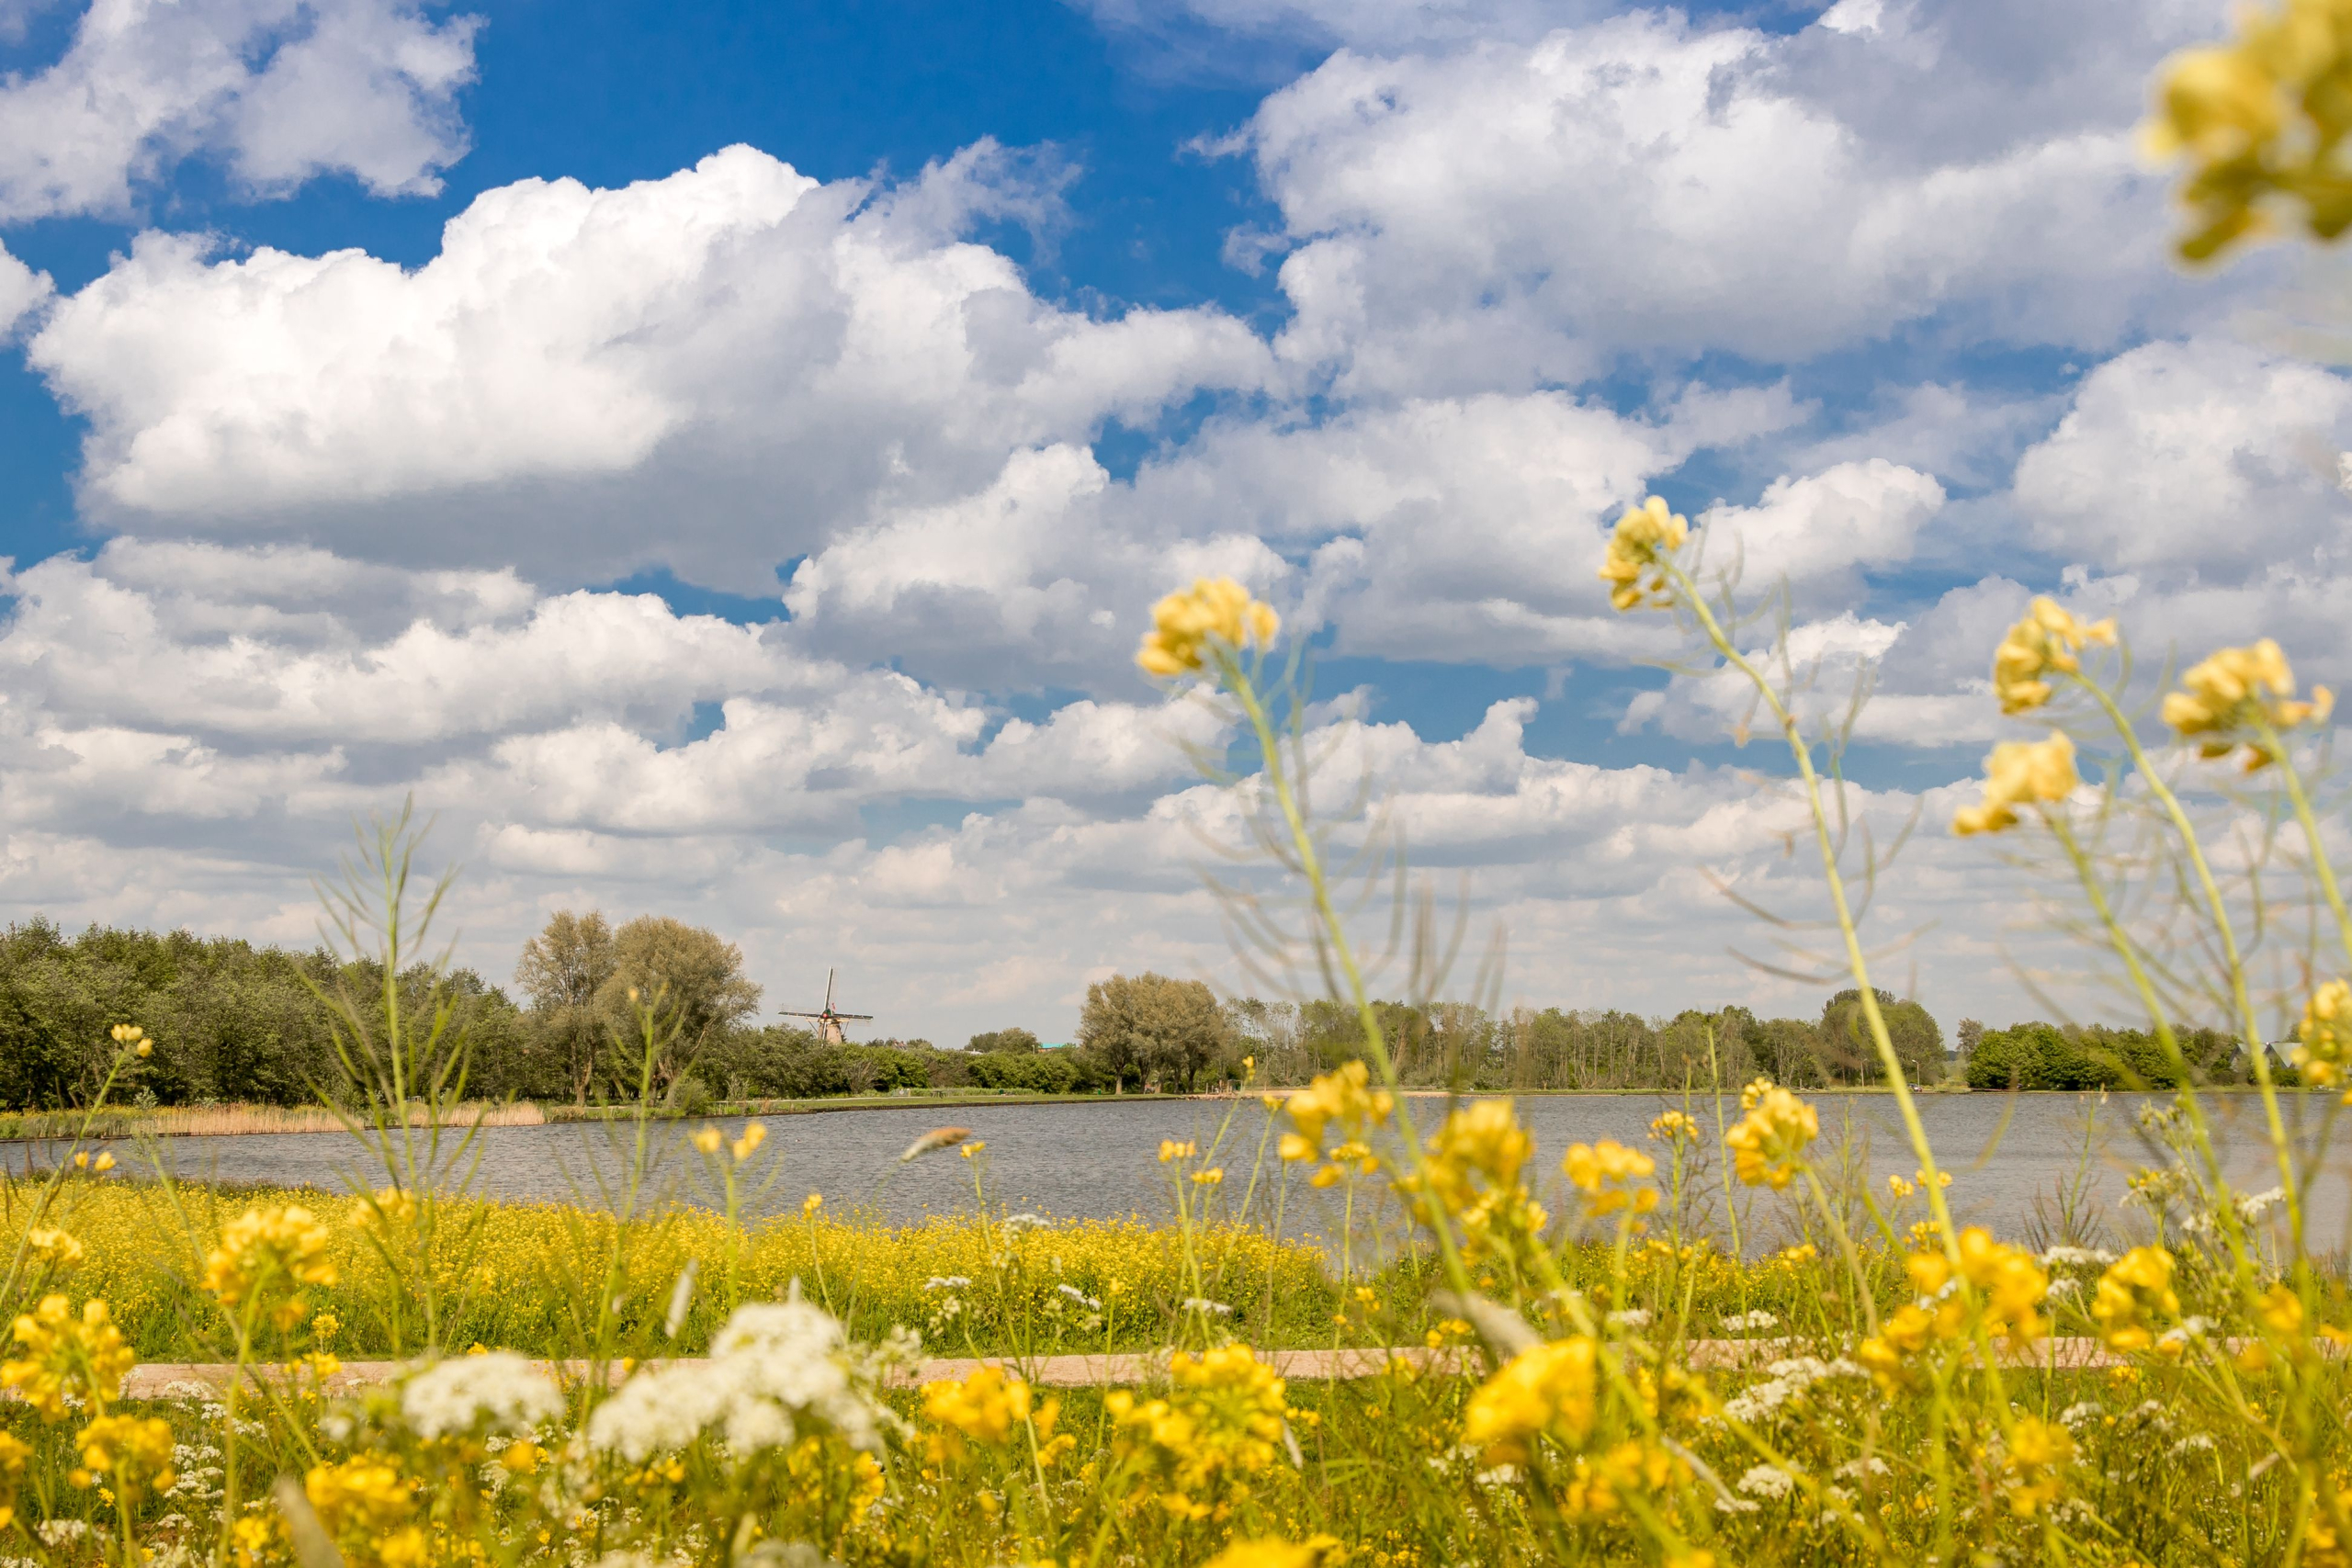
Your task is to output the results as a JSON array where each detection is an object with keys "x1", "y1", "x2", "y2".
[
  {"x1": 1056, "y1": 1284, "x2": 1102, "y2": 1310},
  {"x1": 1832, "y1": 1456, "x2": 1890, "y2": 1481},
  {"x1": 586, "y1": 1299, "x2": 890, "y2": 1463},
  {"x1": 1606, "y1": 1308, "x2": 1651, "y2": 1329},
  {"x1": 37, "y1": 1522, "x2": 91, "y2": 1547},
  {"x1": 999, "y1": 1213, "x2": 1050, "y2": 1234},
  {"x1": 2237, "y1": 1187, "x2": 2287, "y2": 1221},
  {"x1": 2058, "y1": 1402, "x2": 2101, "y2": 1430},
  {"x1": 1181, "y1": 1298, "x2": 1235, "y2": 1316},
  {"x1": 2046, "y1": 1278, "x2": 2082, "y2": 1299},
  {"x1": 2037, "y1": 1246, "x2": 2118, "y2": 1268},
  {"x1": 401, "y1": 1352, "x2": 565, "y2": 1440},
  {"x1": 1738, "y1": 1463, "x2": 1795, "y2": 1500},
  {"x1": 1719, "y1": 1310, "x2": 1779, "y2": 1332},
  {"x1": 922, "y1": 1276, "x2": 972, "y2": 1292}
]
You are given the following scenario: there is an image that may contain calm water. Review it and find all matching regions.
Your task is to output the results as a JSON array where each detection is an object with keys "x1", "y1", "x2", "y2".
[{"x1": 46, "y1": 1092, "x2": 2352, "y2": 1258}]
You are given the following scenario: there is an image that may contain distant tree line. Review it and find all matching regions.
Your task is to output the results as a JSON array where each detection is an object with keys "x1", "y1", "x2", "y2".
[{"x1": 0, "y1": 916, "x2": 2260, "y2": 1110}]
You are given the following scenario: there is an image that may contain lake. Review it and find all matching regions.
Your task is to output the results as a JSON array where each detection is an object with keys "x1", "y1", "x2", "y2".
[{"x1": 47, "y1": 1090, "x2": 2352, "y2": 1258}]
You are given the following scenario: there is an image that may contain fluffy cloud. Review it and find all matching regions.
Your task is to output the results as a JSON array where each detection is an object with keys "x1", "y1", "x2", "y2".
[
  {"x1": 2013, "y1": 338, "x2": 2352, "y2": 575},
  {"x1": 28, "y1": 142, "x2": 1272, "y2": 589},
  {"x1": 0, "y1": 0, "x2": 479, "y2": 221},
  {"x1": 1238, "y1": 6, "x2": 2222, "y2": 394}
]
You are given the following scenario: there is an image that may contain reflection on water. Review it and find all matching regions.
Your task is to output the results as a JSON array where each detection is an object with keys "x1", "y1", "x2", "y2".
[{"x1": 49, "y1": 1091, "x2": 2352, "y2": 1259}]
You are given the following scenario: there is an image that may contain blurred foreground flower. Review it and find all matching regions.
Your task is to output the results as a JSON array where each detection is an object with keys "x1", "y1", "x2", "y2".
[
  {"x1": 1992, "y1": 598, "x2": 2114, "y2": 715},
  {"x1": 1723, "y1": 1084, "x2": 1817, "y2": 1190},
  {"x1": 2297, "y1": 978, "x2": 2352, "y2": 1086},
  {"x1": 2163, "y1": 638, "x2": 2335, "y2": 768},
  {"x1": 1952, "y1": 731, "x2": 2079, "y2": 836},
  {"x1": 1136, "y1": 577, "x2": 1279, "y2": 677},
  {"x1": 1597, "y1": 496, "x2": 1689, "y2": 613}
]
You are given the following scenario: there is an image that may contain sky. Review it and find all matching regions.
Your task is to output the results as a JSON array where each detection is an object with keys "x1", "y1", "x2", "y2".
[{"x1": 0, "y1": 0, "x2": 2342, "y2": 1046}]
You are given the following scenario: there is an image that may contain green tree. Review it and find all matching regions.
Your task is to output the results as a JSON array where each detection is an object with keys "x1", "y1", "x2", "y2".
[
  {"x1": 1822, "y1": 988, "x2": 1943, "y2": 1086},
  {"x1": 594, "y1": 916, "x2": 763, "y2": 1094},
  {"x1": 967, "y1": 1027, "x2": 1041, "y2": 1053},
  {"x1": 515, "y1": 910, "x2": 618, "y2": 1105},
  {"x1": 1077, "y1": 973, "x2": 1230, "y2": 1092}
]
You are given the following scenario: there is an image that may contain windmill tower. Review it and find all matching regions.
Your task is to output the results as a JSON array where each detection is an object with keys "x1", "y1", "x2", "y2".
[{"x1": 779, "y1": 968, "x2": 874, "y2": 1046}]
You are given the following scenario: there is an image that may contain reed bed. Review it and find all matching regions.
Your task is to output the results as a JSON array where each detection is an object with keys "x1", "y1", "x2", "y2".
[{"x1": 0, "y1": 1100, "x2": 545, "y2": 1142}]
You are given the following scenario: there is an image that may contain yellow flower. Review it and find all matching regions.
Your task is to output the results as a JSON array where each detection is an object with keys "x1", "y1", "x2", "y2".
[
  {"x1": 1990, "y1": 597, "x2": 2115, "y2": 714},
  {"x1": 1598, "y1": 495, "x2": 1690, "y2": 613},
  {"x1": 204, "y1": 1206, "x2": 339, "y2": 1331},
  {"x1": 1202, "y1": 1537, "x2": 1347, "y2": 1568},
  {"x1": 2164, "y1": 638, "x2": 2335, "y2": 768},
  {"x1": 2001, "y1": 1416, "x2": 2074, "y2": 1517},
  {"x1": 2092, "y1": 1247, "x2": 2180, "y2": 1353},
  {"x1": 1953, "y1": 730, "x2": 2078, "y2": 836},
  {"x1": 71, "y1": 1413, "x2": 175, "y2": 1501},
  {"x1": 2294, "y1": 979, "x2": 2352, "y2": 1086},
  {"x1": 2, "y1": 1294, "x2": 134, "y2": 1420},
  {"x1": 802, "y1": 1192, "x2": 824, "y2": 1217},
  {"x1": 691, "y1": 1126, "x2": 724, "y2": 1156},
  {"x1": 24, "y1": 1227, "x2": 84, "y2": 1268},
  {"x1": 1136, "y1": 577, "x2": 1280, "y2": 676},
  {"x1": 1561, "y1": 1438, "x2": 1681, "y2": 1519},
  {"x1": 1463, "y1": 1337, "x2": 1599, "y2": 1463},
  {"x1": 1397, "y1": 1100, "x2": 1550, "y2": 1260},
  {"x1": 1905, "y1": 1227, "x2": 2050, "y2": 1345},
  {"x1": 1646, "y1": 1110, "x2": 1700, "y2": 1144},
  {"x1": 90, "y1": 1153, "x2": 115, "y2": 1174},
  {"x1": 1278, "y1": 1133, "x2": 1317, "y2": 1163},
  {"x1": 307, "y1": 1455, "x2": 423, "y2": 1568},
  {"x1": 959, "y1": 1140, "x2": 987, "y2": 1159},
  {"x1": 1886, "y1": 1174, "x2": 1916, "y2": 1200},
  {"x1": 358, "y1": 1186, "x2": 417, "y2": 1227},
  {"x1": 2258, "y1": 1280, "x2": 2306, "y2": 1337},
  {"x1": 1281, "y1": 1061, "x2": 1394, "y2": 1152},
  {"x1": 1105, "y1": 1346, "x2": 1287, "y2": 1519},
  {"x1": 1191, "y1": 1167, "x2": 1226, "y2": 1187},
  {"x1": 1159, "y1": 1140, "x2": 1198, "y2": 1164},
  {"x1": 921, "y1": 1365, "x2": 1053, "y2": 1463},
  {"x1": 1856, "y1": 1302, "x2": 1938, "y2": 1393},
  {"x1": 1561, "y1": 1140, "x2": 1658, "y2": 1217},
  {"x1": 732, "y1": 1121, "x2": 767, "y2": 1163},
  {"x1": 1723, "y1": 1087, "x2": 1817, "y2": 1189}
]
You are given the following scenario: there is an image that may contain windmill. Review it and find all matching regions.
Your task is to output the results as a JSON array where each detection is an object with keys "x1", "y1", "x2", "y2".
[{"x1": 779, "y1": 968, "x2": 873, "y2": 1046}]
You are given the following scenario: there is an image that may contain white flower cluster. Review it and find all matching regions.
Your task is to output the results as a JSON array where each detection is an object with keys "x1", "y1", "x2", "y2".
[
  {"x1": 2236, "y1": 1187, "x2": 2287, "y2": 1221},
  {"x1": 1719, "y1": 1357, "x2": 1864, "y2": 1425},
  {"x1": 1737, "y1": 1463, "x2": 1795, "y2": 1500},
  {"x1": 1718, "y1": 1310, "x2": 1779, "y2": 1332},
  {"x1": 2037, "y1": 1246, "x2": 2117, "y2": 1268},
  {"x1": 1832, "y1": 1456, "x2": 1890, "y2": 1481},
  {"x1": 999, "y1": 1213, "x2": 1050, "y2": 1235},
  {"x1": 586, "y1": 1299, "x2": 894, "y2": 1463},
  {"x1": 402, "y1": 1352, "x2": 565, "y2": 1440},
  {"x1": 1056, "y1": 1283, "x2": 1101, "y2": 1310},
  {"x1": 922, "y1": 1276, "x2": 972, "y2": 1292},
  {"x1": 2057, "y1": 1402, "x2": 2102, "y2": 1431},
  {"x1": 1605, "y1": 1308, "x2": 1651, "y2": 1329},
  {"x1": 1181, "y1": 1298, "x2": 1235, "y2": 1317}
]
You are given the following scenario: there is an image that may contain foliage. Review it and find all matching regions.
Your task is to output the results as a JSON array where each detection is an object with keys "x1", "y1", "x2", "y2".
[{"x1": 1079, "y1": 972, "x2": 1233, "y2": 1092}]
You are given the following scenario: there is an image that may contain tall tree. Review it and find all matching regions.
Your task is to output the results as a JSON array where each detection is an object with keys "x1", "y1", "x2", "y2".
[
  {"x1": 514, "y1": 910, "x2": 616, "y2": 1105},
  {"x1": 595, "y1": 916, "x2": 763, "y2": 1093},
  {"x1": 1078, "y1": 973, "x2": 1229, "y2": 1092}
]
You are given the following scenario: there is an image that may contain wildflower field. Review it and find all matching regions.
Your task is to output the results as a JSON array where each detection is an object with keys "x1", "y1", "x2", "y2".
[{"x1": 9, "y1": 15, "x2": 2352, "y2": 1566}]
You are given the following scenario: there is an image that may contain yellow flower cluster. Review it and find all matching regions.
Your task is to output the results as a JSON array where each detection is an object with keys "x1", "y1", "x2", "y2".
[
  {"x1": 1561, "y1": 1140, "x2": 1657, "y2": 1219},
  {"x1": 1398, "y1": 1100, "x2": 1548, "y2": 1260},
  {"x1": 1105, "y1": 1346, "x2": 1289, "y2": 1521},
  {"x1": 1722, "y1": 1081, "x2": 1816, "y2": 1190},
  {"x1": 2091, "y1": 1247, "x2": 2181, "y2": 1354},
  {"x1": 1, "y1": 1294, "x2": 133, "y2": 1419},
  {"x1": 921, "y1": 1365, "x2": 1063, "y2": 1465},
  {"x1": 1857, "y1": 1230, "x2": 2047, "y2": 1390},
  {"x1": 23, "y1": 1226, "x2": 84, "y2": 1268},
  {"x1": 1203, "y1": 1536, "x2": 1347, "y2": 1568},
  {"x1": 1279, "y1": 1062, "x2": 1396, "y2": 1191},
  {"x1": 2145, "y1": 0, "x2": 2352, "y2": 259},
  {"x1": 1646, "y1": 1110, "x2": 1699, "y2": 1144},
  {"x1": 1991, "y1": 598, "x2": 2114, "y2": 715},
  {"x1": 1597, "y1": 496, "x2": 1690, "y2": 613},
  {"x1": 70, "y1": 1412, "x2": 175, "y2": 1500},
  {"x1": 2164, "y1": 638, "x2": 2335, "y2": 769},
  {"x1": 1952, "y1": 730, "x2": 2079, "y2": 837},
  {"x1": 1561, "y1": 1438, "x2": 1683, "y2": 1521},
  {"x1": 1462, "y1": 1337, "x2": 1598, "y2": 1464},
  {"x1": 0, "y1": 1429, "x2": 27, "y2": 1532},
  {"x1": 1999, "y1": 1416, "x2": 2075, "y2": 1517},
  {"x1": 307, "y1": 1455, "x2": 426, "y2": 1568},
  {"x1": 205, "y1": 1204, "x2": 341, "y2": 1331},
  {"x1": 2297, "y1": 979, "x2": 2352, "y2": 1087},
  {"x1": 1136, "y1": 577, "x2": 1281, "y2": 677}
]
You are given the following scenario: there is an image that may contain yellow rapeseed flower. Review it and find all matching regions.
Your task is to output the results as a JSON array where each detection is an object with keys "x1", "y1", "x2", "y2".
[
  {"x1": 1136, "y1": 577, "x2": 1280, "y2": 677},
  {"x1": 2, "y1": 1294, "x2": 133, "y2": 1420},
  {"x1": 1202, "y1": 1537, "x2": 1347, "y2": 1568},
  {"x1": 2001, "y1": 1415, "x2": 2075, "y2": 1517},
  {"x1": 2164, "y1": 638, "x2": 2335, "y2": 768},
  {"x1": 23, "y1": 1227, "x2": 83, "y2": 1268},
  {"x1": 732, "y1": 1121, "x2": 767, "y2": 1163},
  {"x1": 205, "y1": 1205, "x2": 339, "y2": 1335},
  {"x1": 1953, "y1": 730, "x2": 2079, "y2": 836},
  {"x1": 307, "y1": 1455, "x2": 424, "y2": 1568},
  {"x1": 1991, "y1": 597, "x2": 2116, "y2": 715},
  {"x1": 1561, "y1": 1438, "x2": 1681, "y2": 1519},
  {"x1": 70, "y1": 1413, "x2": 175, "y2": 1500},
  {"x1": 1462, "y1": 1337, "x2": 1599, "y2": 1464},
  {"x1": 2294, "y1": 979, "x2": 2352, "y2": 1086},
  {"x1": 1723, "y1": 1087, "x2": 1817, "y2": 1189},
  {"x1": 2092, "y1": 1247, "x2": 2181, "y2": 1353},
  {"x1": 691, "y1": 1126, "x2": 724, "y2": 1156},
  {"x1": 1598, "y1": 496, "x2": 1690, "y2": 613},
  {"x1": 2145, "y1": 1, "x2": 2352, "y2": 260},
  {"x1": 1906, "y1": 1227, "x2": 2050, "y2": 1344},
  {"x1": 921, "y1": 1365, "x2": 1053, "y2": 1464},
  {"x1": 1105, "y1": 1345, "x2": 1287, "y2": 1520},
  {"x1": 1646, "y1": 1110, "x2": 1699, "y2": 1144},
  {"x1": 1561, "y1": 1140, "x2": 1657, "y2": 1218},
  {"x1": 1400, "y1": 1100, "x2": 1549, "y2": 1260}
]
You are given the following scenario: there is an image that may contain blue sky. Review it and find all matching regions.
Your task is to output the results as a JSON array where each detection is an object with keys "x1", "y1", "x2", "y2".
[{"x1": 0, "y1": 0, "x2": 2342, "y2": 1043}]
